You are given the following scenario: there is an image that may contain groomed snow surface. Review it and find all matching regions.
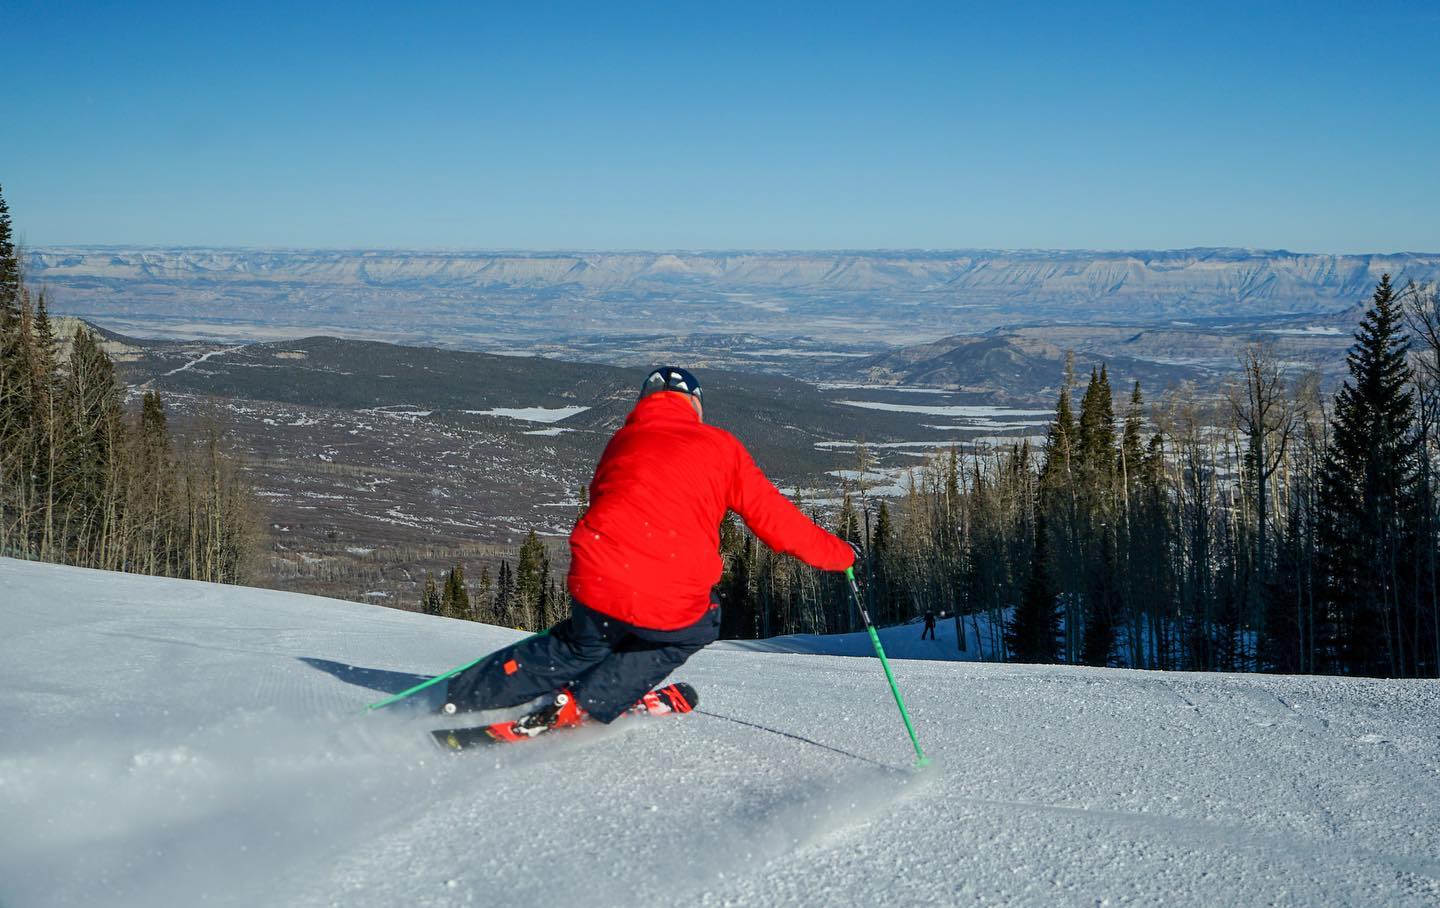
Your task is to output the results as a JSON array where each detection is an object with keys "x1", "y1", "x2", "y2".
[{"x1": 3, "y1": 558, "x2": 1439, "y2": 907}]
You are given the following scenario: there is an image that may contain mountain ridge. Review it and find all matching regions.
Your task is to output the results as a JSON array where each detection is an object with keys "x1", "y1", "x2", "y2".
[
  {"x1": 29, "y1": 246, "x2": 1440, "y2": 294},
  {"x1": 27, "y1": 246, "x2": 1440, "y2": 346}
]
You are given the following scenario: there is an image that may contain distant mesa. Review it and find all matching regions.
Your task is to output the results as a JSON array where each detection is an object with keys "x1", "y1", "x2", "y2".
[{"x1": 27, "y1": 249, "x2": 1422, "y2": 388}]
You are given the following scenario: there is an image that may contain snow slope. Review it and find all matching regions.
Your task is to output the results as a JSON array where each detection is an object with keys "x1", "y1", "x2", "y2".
[
  {"x1": 3, "y1": 557, "x2": 1439, "y2": 907},
  {"x1": 725, "y1": 611, "x2": 1004, "y2": 662}
]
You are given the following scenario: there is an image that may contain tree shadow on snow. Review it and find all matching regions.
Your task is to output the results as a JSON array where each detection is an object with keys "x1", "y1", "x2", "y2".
[{"x1": 297, "y1": 657, "x2": 434, "y2": 696}]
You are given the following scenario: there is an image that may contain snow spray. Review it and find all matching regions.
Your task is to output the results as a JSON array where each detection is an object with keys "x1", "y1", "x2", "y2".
[{"x1": 364, "y1": 629, "x2": 549, "y2": 712}]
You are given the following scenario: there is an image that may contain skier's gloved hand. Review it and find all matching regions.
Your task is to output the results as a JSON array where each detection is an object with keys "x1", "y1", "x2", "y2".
[{"x1": 846, "y1": 540, "x2": 864, "y2": 568}]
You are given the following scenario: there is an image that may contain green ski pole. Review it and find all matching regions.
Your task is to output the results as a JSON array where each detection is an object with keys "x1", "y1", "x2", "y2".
[
  {"x1": 363, "y1": 654, "x2": 485, "y2": 712},
  {"x1": 364, "y1": 628, "x2": 549, "y2": 712},
  {"x1": 845, "y1": 566, "x2": 930, "y2": 768}
]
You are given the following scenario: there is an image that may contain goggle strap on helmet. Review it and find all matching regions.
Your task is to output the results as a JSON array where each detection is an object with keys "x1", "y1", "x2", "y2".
[{"x1": 641, "y1": 367, "x2": 702, "y2": 400}]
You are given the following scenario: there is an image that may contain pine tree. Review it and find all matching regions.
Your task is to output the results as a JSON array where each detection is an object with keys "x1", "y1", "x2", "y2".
[
  {"x1": 718, "y1": 513, "x2": 755, "y2": 638},
  {"x1": 1259, "y1": 514, "x2": 1307, "y2": 673},
  {"x1": 422, "y1": 575, "x2": 442, "y2": 616},
  {"x1": 1120, "y1": 382, "x2": 1145, "y2": 491},
  {"x1": 1007, "y1": 513, "x2": 1061, "y2": 663},
  {"x1": 475, "y1": 564, "x2": 494, "y2": 623},
  {"x1": 869, "y1": 501, "x2": 896, "y2": 623},
  {"x1": 1, "y1": 288, "x2": 38, "y2": 555},
  {"x1": 515, "y1": 529, "x2": 547, "y2": 630},
  {"x1": 1038, "y1": 357, "x2": 1086, "y2": 660},
  {"x1": 134, "y1": 391, "x2": 173, "y2": 573},
  {"x1": 0, "y1": 185, "x2": 25, "y2": 557},
  {"x1": 0, "y1": 191, "x2": 257, "y2": 582},
  {"x1": 495, "y1": 559, "x2": 514, "y2": 627},
  {"x1": 437, "y1": 563, "x2": 470, "y2": 620},
  {"x1": 1318, "y1": 274, "x2": 1421, "y2": 676},
  {"x1": 539, "y1": 552, "x2": 568, "y2": 627},
  {"x1": 0, "y1": 185, "x2": 20, "y2": 313},
  {"x1": 837, "y1": 493, "x2": 862, "y2": 544},
  {"x1": 1078, "y1": 365, "x2": 1118, "y2": 486},
  {"x1": 1040, "y1": 358, "x2": 1079, "y2": 488},
  {"x1": 61, "y1": 325, "x2": 127, "y2": 566},
  {"x1": 1114, "y1": 381, "x2": 1147, "y2": 666},
  {"x1": 1082, "y1": 532, "x2": 1118, "y2": 666}
]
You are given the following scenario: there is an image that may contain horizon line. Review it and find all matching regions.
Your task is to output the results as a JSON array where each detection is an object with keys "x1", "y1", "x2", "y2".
[{"x1": 23, "y1": 244, "x2": 1440, "y2": 259}]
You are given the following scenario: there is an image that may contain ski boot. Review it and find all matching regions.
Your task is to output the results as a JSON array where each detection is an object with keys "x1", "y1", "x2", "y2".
[{"x1": 502, "y1": 688, "x2": 587, "y2": 740}]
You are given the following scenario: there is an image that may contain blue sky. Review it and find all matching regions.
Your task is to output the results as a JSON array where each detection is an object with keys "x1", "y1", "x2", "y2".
[{"x1": 3, "y1": 1, "x2": 1437, "y2": 252}]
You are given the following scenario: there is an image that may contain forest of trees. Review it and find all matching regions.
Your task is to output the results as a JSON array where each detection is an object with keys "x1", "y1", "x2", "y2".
[
  {"x1": 425, "y1": 274, "x2": 1440, "y2": 681},
  {"x1": 0, "y1": 185, "x2": 257, "y2": 582},
  {"x1": 420, "y1": 529, "x2": 569, "y2": 630},
  {"x1": 9, "y1": 172, "x2": 1437, "y2": 681},
  {"x1": 707, "y1": 275, "x2": 1440, "y2": 680}
]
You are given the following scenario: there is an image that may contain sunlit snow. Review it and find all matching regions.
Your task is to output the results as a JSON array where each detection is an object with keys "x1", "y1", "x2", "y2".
[
  {"x1": 3, "y1": 558, "x2": 1438, "y2": 907},
  {"x1": 836, "y1": 400, "x2": 1052, "y2": 419},
  {"x1": 462, "y1": 406, "x2": 590, "y2": 423},
  {"x1": 1265, "y1": 326, "x2": 1346, "y2": 336}
]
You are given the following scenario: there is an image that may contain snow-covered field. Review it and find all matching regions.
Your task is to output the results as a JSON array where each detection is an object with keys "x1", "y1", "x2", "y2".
[
  {"x1": 461, "y1": 406, "x2": 590, "y2": 423},
  {"x1": 3, "y1": 557, "x2": 1439, "y2": 907}
]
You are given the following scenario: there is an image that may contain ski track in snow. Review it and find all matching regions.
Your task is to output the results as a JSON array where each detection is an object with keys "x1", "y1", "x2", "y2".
[
  {"x1": 158, "y1": 345, "x2": 247, "y2": 378},
  {"x1": 2, "y1": 557, "x2": 1439, "y2": 907}
]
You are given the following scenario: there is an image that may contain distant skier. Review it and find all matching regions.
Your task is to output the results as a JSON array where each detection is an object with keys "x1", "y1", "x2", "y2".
[
  {"x1": 921, "y1": 611, "x2": 937, "y2": 640},
  {"x1": 442, "y1": 366, "x2": 856, "y2": 735}
]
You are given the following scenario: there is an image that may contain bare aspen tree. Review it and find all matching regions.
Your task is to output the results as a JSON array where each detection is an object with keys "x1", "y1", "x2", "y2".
[
  {"x1": 1405, "y1": 281, "x2": 1440, "y2": 672},
  {"x1": 1231, "y1": 343, "x2": 1298, "y2": 600}
]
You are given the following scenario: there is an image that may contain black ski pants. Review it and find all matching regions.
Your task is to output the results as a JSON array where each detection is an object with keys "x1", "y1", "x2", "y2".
[{"x1": 445, "y1": 599, "x2": 719, "y2": 723}]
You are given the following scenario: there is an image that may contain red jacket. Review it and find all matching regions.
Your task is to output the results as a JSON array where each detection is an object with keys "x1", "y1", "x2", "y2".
[{"x1": 569, "y1": 391, "x2": 855, "y2": 630}]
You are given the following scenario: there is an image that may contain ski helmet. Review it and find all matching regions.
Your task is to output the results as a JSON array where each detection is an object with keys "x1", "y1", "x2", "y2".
[{"x1": 640, "y1": 366, "x2": 702, "y2": 401}]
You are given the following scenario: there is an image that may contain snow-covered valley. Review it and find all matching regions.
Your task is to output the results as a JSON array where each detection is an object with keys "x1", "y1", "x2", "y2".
[{"x1": 3, "y1": 557, "x2": 1438, "y2": 907}]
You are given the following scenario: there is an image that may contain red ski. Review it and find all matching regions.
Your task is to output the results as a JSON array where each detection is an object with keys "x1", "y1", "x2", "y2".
[{"x1": 431, "y1": 682, "x2": 697, "y2": 751}]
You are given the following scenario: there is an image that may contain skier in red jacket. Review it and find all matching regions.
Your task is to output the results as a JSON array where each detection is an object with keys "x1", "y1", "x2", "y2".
[{"x1": 443, "y1": 366, "x2": 856, "y2": 734}]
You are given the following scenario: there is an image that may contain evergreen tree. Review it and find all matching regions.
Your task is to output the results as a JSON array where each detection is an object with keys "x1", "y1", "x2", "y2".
[
  {"x1": 0, "y1": 188, "x2": 31, "y2": 558},
  {"x1": 1134, "y1": 431, "x2": 1174, "y2": 669},
  {"x1": 440, "y1": 563, "x2": 470, "y2": 620},
  {"x1": 1120, "y1": 382, "x2": 1145, "y2": 490},
  {"x1": 1007, "y1": 512, "x2": 1062, "y2": 663},
  {"x1": 455, "y1": 563, "x2": 472, "y2": 620},
  {"x1": 1, "y1": 289, "x2": 36, "y2": 555},
  {"x1": 475, "y1": 564, "x2": 494, "y2": 623},
  {"x1": 60, "y1": 325, "x2": 127, "y2": 564},
  {"x1": 1039, "y1": 356, "x2": 1086, "y2": 660},
  {"x1": 134, "y1": 391, "x2": 173, "y2": 574},
  {"x1": 0, "y1": 185, "x2": 19, "y2": 312},
  {"x1": 422, "y1": 575, "x2": 442, "y2": 616},
  {"x1": 1040, "y1": 358, "x2": 1078, "y2": 488},
  {"x1": 494, "y1": 559, "x2": 514, "y2": 626},
  {"x1": 1260, "y1": 520, "x2": 1302, "y2": 673},
  {"x1": 717, "y1": 513, "x2": 755, "y2": 638},
  {"x1": 837, "y1": 493, "x2": 862, "y2": 544},
  {"x1": 1318, "y1": 274, "x2": 1421, "y2": 676},
  {"x1": 869, "y1": 501, "x2": 896, "y2": 623},
  {"x1": 26, "y1": 292, "x2": 61, "y2": 560},
  {"x1": 0, "y1": 192, "x2": 256, "y2": 582},
  {"x1": 539, "y1": 552, "x2": 568, "y2": 627},
  {"x1": 1082, "y1": 533, "x2": 1118, "y2": 666},
  {"x1": 1077, "y1": 365, "x2": 1118, "y2": 485},
  {"x1": 515, "y1": 529, "x2": 547, "y2": 630}
]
